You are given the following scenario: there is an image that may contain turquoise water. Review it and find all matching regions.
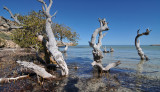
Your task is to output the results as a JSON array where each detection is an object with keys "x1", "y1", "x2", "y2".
[{"x1": 62, "y1": 45, "x2": 160, "y2": 79}]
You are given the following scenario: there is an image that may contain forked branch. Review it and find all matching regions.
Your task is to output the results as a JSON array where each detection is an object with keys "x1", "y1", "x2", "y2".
[
  {"x1": 38, "y1": 0, "x2": 56, "y2": 18},
  {"x1": 89, "y1": 18, "x2": 109, "y2": 49}
]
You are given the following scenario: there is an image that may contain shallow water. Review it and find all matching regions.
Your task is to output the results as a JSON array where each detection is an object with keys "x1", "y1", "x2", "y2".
[
  {"x1": 63, "y1": 45, "x2": 160, "y2": 79},
  {"x1": 1, "y1": 46, "x2": 160, "y2": 91},
  {"x1": 59, "y1": 45, "x2": 160, "y2": 91}
]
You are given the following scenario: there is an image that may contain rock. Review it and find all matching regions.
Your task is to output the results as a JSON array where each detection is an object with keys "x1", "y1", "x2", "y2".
[{"x1": 4, "y1": 40, "x2": 20, "y2": 48}]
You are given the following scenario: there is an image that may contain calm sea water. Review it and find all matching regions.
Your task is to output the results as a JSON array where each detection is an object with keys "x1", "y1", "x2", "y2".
[{"x1": 61, "y1": 45, "x2": 160, "y2": 79}]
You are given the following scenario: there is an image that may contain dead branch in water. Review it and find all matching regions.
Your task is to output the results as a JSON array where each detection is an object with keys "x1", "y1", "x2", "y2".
[
  {"x1": 135, "y1": 29, "x2": 151, "y2": 60},
  {"x1": 89, "y1": 18, "x2": 121, "y2": 75}
]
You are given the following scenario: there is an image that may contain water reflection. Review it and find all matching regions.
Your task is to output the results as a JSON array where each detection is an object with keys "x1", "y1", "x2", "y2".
[
  {"x1": 137, "y1": 60, "x2": 146, "y2": 74},
  {"x1": 135, "y1": 60, "x2": 146, "y2": 91},
  {"x1": 63, "y1": 52, "x2": 68, "y2": 59}
]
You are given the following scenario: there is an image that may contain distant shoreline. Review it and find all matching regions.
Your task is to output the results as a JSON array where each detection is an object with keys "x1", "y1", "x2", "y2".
[{"x1": 150, "y1": 44, "x2": 160, "y2": 46}]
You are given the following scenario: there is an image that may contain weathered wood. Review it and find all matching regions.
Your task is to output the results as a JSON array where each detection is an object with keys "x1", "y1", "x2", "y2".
[
  {"x1": 3, "y1": 6, "x2": 23, "y2": 30},
  {"x1": 61, "y1": 42, "x2": 68, "y2": 53},
  {"x1": 89, "y1": 18, "x2": 121, "y2": 74},
  {"x1": 0, "y1": 75, "x2": 29, "y2": 83},
  {"x1": 89, "y1": 18, "x2": 109, "y2": 64},
  {"x1": 110, "y1": 47, "x2": 114, "y2": 52},
  {"x1": 16, "y1": 61, "x2": 55, "y2": 79},
  {"x1": 92, "y1": 61, "x2": 121, "y2": 71},
  {"x1": 102, "y1": 46, "x2": 110, "y2": 53},
  {"x1": 135, "y1": 29, "x2": 151, "y2": 60},
  {"x1": 38, "y1": 0, "x2": 68, "y2": 76},
  {"x1": 64, "y1": 45, "x2": 68, "y2": 53}
]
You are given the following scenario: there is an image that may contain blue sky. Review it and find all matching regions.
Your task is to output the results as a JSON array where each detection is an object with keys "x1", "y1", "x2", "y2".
[{"x1": 0, "y1": 0, "x2": 160, "y2": 45}]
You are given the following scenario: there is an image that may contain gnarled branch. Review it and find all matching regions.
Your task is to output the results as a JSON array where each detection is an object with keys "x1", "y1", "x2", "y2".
[
  {"x1": 89, "y1": 18, "x2": 109, "y2": 63},
  {"x1": 135, "y1": 29, "x2": 151, "y2": 60},
  {"x1": 89, "y1": 18, "x2": 109, "y2": 50},
  {"x1": 89, "y1": 18, "x2": 121, "y2": 74}
]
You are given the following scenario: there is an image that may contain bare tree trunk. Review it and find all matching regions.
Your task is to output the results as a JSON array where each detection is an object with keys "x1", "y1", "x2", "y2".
[
  {"x1": 89, "y1": 18, "x2": 109, "y2": 64},
  {"x1": 135, "y1": 29, "x2": 151, "y2": 60},
  {"x1": 89, "y1": 18, "x2": 121, "y2": 73},
  {"x1": 38, "y1": 0, "x2": 68, "y2": 76}
]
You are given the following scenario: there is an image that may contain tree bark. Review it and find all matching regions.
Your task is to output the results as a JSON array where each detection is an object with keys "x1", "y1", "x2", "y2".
[
  {"x1": 38, "y1": 0, "x2": 68, "y2": 76},
  {"x1": 135, "y1": 29, "x2": 151, "y2": 60}
]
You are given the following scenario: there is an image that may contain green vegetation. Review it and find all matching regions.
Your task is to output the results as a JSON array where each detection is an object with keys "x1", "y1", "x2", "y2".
[
  {"x1": 12, "y1": 10, "x2": 79, "y2": 48},
  {"x1": 52, "y1": 23, "x2": 79, "y2": 45},
  {"x1": 12, "y1": 10, "x2": 45, "y2": 48}
]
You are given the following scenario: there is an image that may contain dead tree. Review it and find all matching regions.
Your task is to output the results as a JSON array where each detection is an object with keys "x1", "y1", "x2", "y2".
[
  {"x1": 135, "y1": 29, "x2": 151, "y2": 60},
  {"x1": 89, "y1": 18, "x2": 121, "y2": 74},
  {"x1": 1, "y1": 0, "x2": 69, "y2": 83},
  {"x1": 37, "y1": 0, "x2": 68, "y2": 76},
  {"x1": 0, "y1": 6, "x2": 56, "y2": 81}
]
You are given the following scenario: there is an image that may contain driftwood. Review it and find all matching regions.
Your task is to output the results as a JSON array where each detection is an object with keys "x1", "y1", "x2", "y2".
[
  {"x1": 135, "y1": 29, "x2": 151, "y2": 60},
  {"x1": 0, "y1": 75, "x2": 29, "y2": 83},
  {"x1": 89, "y1": 18, "x2": 121, "y2": 74},
  {"x1": 102, "y1": 46, "x2": 110, "y2": 53},
  {"x1": 110, "y1": 47, "x2": 114, "y2": 52},
  {"x1": 64, "y1": 45, "x2": 68, "y2": 53},
  {"x1": 92, "y1": 61, "x2": 121, "y2": 72},
  {"x1": 16, "y1": 61, "x2": 55, "y2": 79},
  {"x1": 89, "y1": 18, "x2": 109, "y2": 63},
  {"x1": 0, "y1": 60, "x2": 56, "y2": 84},
  {"x1": 61, "y1": 42, "x2": 68, "y2": 53},
  {"x1": 38, "y1": 0, "x2": 68, "y2": 76}
]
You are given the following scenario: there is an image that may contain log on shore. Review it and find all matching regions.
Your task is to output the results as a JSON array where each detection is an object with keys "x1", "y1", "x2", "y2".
[{"x1": 16, "y1": 60, "x2": 55, "y2": 79}]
